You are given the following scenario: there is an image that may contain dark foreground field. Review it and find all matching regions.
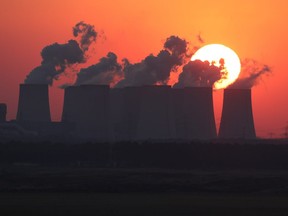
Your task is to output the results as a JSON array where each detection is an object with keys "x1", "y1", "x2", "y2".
[
  {"x1": 1, "y1": 193, "x2": 288, "y2": 216},
  {"x1": 1, "y1": 140, "x2": 288, "y2": 215},
  {"x1": 1, "y1": 166, "x2": 288, "y2": 215}
]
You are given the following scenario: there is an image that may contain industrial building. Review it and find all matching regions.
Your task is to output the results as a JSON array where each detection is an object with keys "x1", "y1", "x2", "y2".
[
  {"x1": 16, "y1": 84, "x2": 51, "y2": 122},
  {"x1": 218, "y1": 88, "x2": 256, "y2": 139},
  {"x1": 5, "y1": 84, "x2": 257, "y2": 140},
  {"x1": 173, "y1": 87, "x2": 217, "y2": 140},
  {"x1": 0, "y1": 103, "x2": 7, "y2": 123}
]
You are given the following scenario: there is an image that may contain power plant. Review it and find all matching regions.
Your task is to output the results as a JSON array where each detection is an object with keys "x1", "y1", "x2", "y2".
[
  {"x1": 1, "y1": 84, "x2": 257, "y2": 140},
  {"x1": 218, "y1": 88, "x2": 256, "y2": 139},
  {"x1": 137, "y1": 85, "x2": 174, "y2": 140},
  {"x1": 0, "y1": 104, "x2": 7, "y2": 123},
  {"x1": 16, "y1": 84, "x2": 51, "y2": 122},
  {"x1": 173, "y1": 87, "x2": 217, "y2": 140},
  {"x1": 62, "y1": 85, "x2": 111, "y2": 140}
]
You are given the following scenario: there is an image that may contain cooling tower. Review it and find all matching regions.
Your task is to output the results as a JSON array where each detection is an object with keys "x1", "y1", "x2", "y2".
[
  {"x1": 137, "y1": 86, "x2": 175, "y2": 140},
  {"x1": 173, "y1": 87, "x2": 217, "y2": 140},
  {"x1": 16, "y1": 84, "x2": 51, "y2": 122},
  {"x1": 110, "y1": 88, "x2": 124, "y2": 140},
  {"x1": 0, "y1": 103, "x2": 7, "y2": 122},
  {"x1": 62, "y1": 86, "x2": 82, "y2": 123},
  {"x1": 122, "y1": 87, "x2": 143, "y2": 140},
  {"x1": 62, "y1": 85, "x2": 110, "y2": 139},
  {"x1": 219, "y1": 88, "x2": 256, "y2": 139}
]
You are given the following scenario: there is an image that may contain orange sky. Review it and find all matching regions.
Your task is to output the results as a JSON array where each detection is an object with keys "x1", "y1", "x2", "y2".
[{"x1": 1, "y1": 0, "x2": 288, "y2": 138}]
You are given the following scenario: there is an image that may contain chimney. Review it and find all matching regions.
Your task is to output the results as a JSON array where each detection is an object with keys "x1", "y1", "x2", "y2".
[
  {"x1": 0, "y1": 103, "x2": 7, "y2": 122},
  {"x1": 219, "y1": 88, "x2": 256, "y2": 139},
  {"x1": 16, "y1": 84, "x2": 51, "y2": 122},
  {"x1": 137, "y1": 85, "x2": 175, "y2": 140},
  {"x1": 62, "y1": 85, "x2": 110, "y2": 139},
  {"x1": 173, "y1": 87, "x2": 217, "y2": 140}
]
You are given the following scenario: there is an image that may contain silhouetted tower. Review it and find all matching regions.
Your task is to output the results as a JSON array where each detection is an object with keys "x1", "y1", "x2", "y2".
[
  {"x1": 219, "y1": 88, "x2": 256, "y2": 139},
  {"x1": 110, "y1": 88, "x2": 124, "y2": 140},
  {"x1": 137, "y1": 86, "x2": 175, "y2": 140},
  {"x1": 0, "y1": 103, "x2": 7, "y2": 122},
  {"x1": 62, "y1": 85, "x2": 110, "y2": 139},
  {"x1": 173, "y1": 87, "x2": 217, "y2": 139},
  {"x1": 16, "y1": 84, "x2": 51, "y2": 122},
  {"x1": 62, "y1": 86, "x2": 81, "y2": 123},
  {"x1": 122, "y1": 87, "x2": 143, "y2": 140}
]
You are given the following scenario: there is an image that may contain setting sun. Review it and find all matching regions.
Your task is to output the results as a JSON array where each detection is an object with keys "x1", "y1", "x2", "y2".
[{"x1": 191, "y1": 44, "x2": 241, "y2": 89}]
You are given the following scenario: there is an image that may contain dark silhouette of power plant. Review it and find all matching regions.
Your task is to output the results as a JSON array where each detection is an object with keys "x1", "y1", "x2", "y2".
[
  {"x1": 173, "y1": 87, "x2": 217, "y2": 140},
  {"x1": 62, "y1": 85, "x2": 111, "y2": 139},
  {"x1": 0, "y1": 103, "x2": 7, "y2": 123},
  {"x1": 219, "y1": 89, "x2": 256, "y2": 139},
  {"x1": 1, "y1": 84, "x2": 257, "y2": 140},
  {"x1": 17, "y1": 84, "x2": 51, "y2": 122}
]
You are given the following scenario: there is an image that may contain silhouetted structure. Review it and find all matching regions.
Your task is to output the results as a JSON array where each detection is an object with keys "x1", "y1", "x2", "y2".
[
  {"x1": 110, "y1": 88, "x2": 124, "y2": 140},
  {"x1": 0, "y1": 103, "x2": 7, "y2": 123},
  {"x1": 173, "y1": 87, "x2": 217, "y2": 139},
  {"x1": 62, "y1": 86, "x2": 81, "y2": 123},
  {"x1": 16, "y1": 84, "x2": 51, "y2": 122},
  {"x1": 219, "y1": 88, "x2": 256, "y2": 139},
  {"x1": 121, "y1": 87, "x2": 143, "y2": 140},
  {"x1": 137, "y1": 86, "x2": 175, "y2": 140},
  {"x1": 62, "y1": 85, "x2": 110, "y2": 140}
]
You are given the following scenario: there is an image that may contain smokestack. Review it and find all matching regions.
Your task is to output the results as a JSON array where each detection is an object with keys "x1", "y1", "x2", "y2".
[
  {"x1": 219, "y1": 89, "x2": 256, "y2": 139},
  {"x1": 16, "y1": 84, "x2": 51, "y2": 122},
  {"x1": 173, "y1": 87, "x2": 217, "y2": 139},
  {"x1": 137, "y1": 86, "x2": 175, "y2": 140},
  {"x1": 62, "y1": 85, "x2": 110, "y2": 139},
  {"x1": 0, "y1": 103, "x2": 7, "y2": 122}
]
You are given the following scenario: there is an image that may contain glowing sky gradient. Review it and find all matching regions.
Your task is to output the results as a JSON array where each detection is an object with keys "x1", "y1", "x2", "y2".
[{"x1": 1, "y1": 0, "x2": 288, "y2": 138}]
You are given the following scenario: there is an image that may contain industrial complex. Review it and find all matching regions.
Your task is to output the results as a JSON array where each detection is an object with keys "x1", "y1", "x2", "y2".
[{"x1": 0, "y1": 84, "x2": 256, "y2": 140}]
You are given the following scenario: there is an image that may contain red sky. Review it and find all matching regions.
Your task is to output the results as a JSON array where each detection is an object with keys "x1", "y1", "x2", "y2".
[{"x1": 1, "y1": 0, "x2": 288, "y2": 138}]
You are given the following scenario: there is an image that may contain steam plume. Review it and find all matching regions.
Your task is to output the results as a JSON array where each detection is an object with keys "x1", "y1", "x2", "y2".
[
  {"x1": 24, "y1": 22, "x2": 97, "y2": 85},
  {"x1": 75, "y1": 52, "x2": 123, "y2": 86},
  {"x1": 73, "y1": 21, "x2": 97, "y2": 51},
  {"x1": 228, "y1": 59, "x2": 271, "y2": 89},
  {"x1": 115, "y1": 36, "x2": 189, "y2": 87},
  {"x1": 174, "y1": 59, "x2": 223, "y2": 88}
]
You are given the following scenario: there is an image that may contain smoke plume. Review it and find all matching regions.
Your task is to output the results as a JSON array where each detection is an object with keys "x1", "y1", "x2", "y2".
[
  {"x1": 173, "y1": 59, "x2": 223, "y2": 88},
  {"x1": 73, "y1": 21, "x2": 97, "y2": 51},
  {"x1": 24, "y1": 22, "x2": 97, "y2": 85},
  {"x1": 75, "y1": 52, "x2": 123, "y2": 86},
  {"x1": 115, "y1": 36, "x2": 189, "y2": 87},
  {"x1": 228, "y1": 58, "x2": 271, "y2": 89}
]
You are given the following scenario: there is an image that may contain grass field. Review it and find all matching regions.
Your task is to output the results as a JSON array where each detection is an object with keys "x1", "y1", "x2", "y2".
[
  {"x1": 1, "y1": 166, "x2": 288, "y2": 215},
  {"x1": 1, "y1": 193, "x2": 288, "y2": 216}
]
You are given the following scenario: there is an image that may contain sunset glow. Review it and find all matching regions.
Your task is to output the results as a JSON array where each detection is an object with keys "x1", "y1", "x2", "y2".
[{"x1": 191, "y1": 44, "x2": 241, "y2": 89}]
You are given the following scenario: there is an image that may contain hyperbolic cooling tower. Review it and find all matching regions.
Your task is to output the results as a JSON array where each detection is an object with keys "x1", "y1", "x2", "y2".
[
  {"x1": 173, "y1": 87, "x2": 217, "y2": 139},
  {"x1": 219, "y1": 88, "x2": 256, "y2": 139},
  {"x1": 137, "y1": 85, "x2": 175, "y2": 140},
  {"x1": 110, "y1": 88, "x2": 124, "y2": 140},
  {"x1": 122, "y1": 87, "x2": 143, "y2": 140},
  {"x1": 62, "y1": 85, "x2": 110, "y2": 139},
  {"x1": 16, "y1": 84, "x2": 51, "y2": 122},
  {"x1": 0, "y1": 103, "x2": 7, "y2": 122}
]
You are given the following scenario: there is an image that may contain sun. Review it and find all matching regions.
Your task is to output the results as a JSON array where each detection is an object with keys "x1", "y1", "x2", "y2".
[{"x1": 191, "y1": 44, "x2": 241, "y2": 89}]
